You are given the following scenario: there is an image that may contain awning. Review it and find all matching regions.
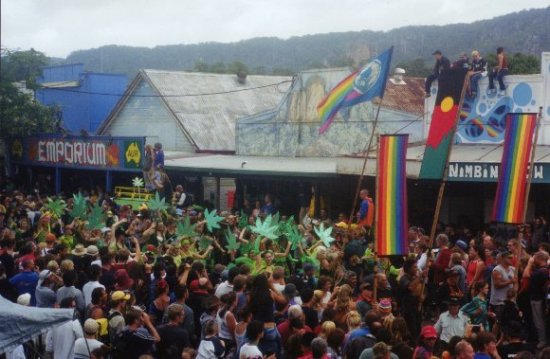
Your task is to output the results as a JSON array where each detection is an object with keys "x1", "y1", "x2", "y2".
[{"x1": 163, "y1": 144, "x2": 550, "y2": 183}]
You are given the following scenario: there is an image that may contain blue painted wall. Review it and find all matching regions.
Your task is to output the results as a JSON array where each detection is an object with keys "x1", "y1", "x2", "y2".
[{"x1": 36, "y1": 64, "x2": 127, "y2": 134}]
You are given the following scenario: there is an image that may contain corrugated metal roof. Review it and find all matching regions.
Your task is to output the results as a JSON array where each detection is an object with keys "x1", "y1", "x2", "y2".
[{"x1": 142, "y1": 70, "x2": 291, "y2": 152}]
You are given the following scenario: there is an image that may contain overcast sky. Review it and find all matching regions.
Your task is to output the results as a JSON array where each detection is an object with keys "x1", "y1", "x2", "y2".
[{"x1": 2, "y1": 0, "x2": 548, "y2": 58}]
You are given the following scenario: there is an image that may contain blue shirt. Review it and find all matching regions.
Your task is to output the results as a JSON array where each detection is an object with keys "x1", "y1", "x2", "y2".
[
  {"x1": 474, "y1": 353, "x2": 491, "y2": 359},
  {"x1": 359, "y1": 199, "x2": 369, "y2": 220},
  {"x1": 9, "y1": 270, "x2": 38, "y2": 305}
]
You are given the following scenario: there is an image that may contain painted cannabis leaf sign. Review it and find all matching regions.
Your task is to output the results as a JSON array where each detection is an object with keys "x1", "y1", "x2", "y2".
[
  {"x1": 45, "y1": 197, "x2": 67, "y2": 218},
  {"x1": 176, "y1": 216, "x2": 196, "y2": 238},
  {"x1": 204, "y1": 209, "x2": 224, "y2": 233},
  {"x1": 69, "y1": 193, "x2": 87, "y2": 219},
  {"x1": 225, "y1": 229, "x2": 239, "y2": 251},
  {"x1": 86, "y1": 204, "x2": 105, "y2": 230},
  {"x1": 314, "y1": 223, "x2": 335, "y2": 247},
  {"x1": 148, "y1": 192, "x2": 168, "y2": 212}
]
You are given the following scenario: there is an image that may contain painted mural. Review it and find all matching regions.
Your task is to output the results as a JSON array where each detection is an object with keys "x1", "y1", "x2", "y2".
[
  {"x1": 236, "y1": 69, "x2": 424, "y2": 157},
  {"x1": 453, "y1": 78, "x2": 542, "y2": 143}
]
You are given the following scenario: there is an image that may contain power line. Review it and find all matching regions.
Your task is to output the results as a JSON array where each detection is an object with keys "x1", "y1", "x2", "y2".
[{"x1": 38, "y1": 79, "x2": 293, "y2": 97}]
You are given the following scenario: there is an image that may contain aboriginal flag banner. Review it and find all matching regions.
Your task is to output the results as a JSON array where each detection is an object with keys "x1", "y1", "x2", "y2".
[
  {"x1": 375, "y1": 134, "x2": 408, "y2": 256},
  {"x1": 419, "y1": 69, "x2": 468, "y2": 179},
  {"x1": 492, "y1": 113, "x2": 537, "y2": 224}
]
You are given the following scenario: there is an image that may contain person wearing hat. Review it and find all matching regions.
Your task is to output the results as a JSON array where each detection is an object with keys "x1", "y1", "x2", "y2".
[
  {"x1": 413, "y1": 325, "x2": 438, "y2": 359},
  {"x1": 425, "y1": 50, "x2": 451, "y2": 97},
  {"x1": 71, "y1": 243, "x2": 87, "y2": 257},
  {"x1": 108, "y1": 290, "x2": 131, "y2": 342},
  {"x1": 114, "y1": 268, "x2": 134, "y2": 291},
  {"x1": 283, "y1": 283, "x2": 302, "y2": 306},
  {"x1": 434, "y1": 296, "x2": 469, "y2": 343},
  {"x1": 74, "y1": 319, "x2": 104, "y2": 359},
  {"x1": 35, "y1": 269, "x2": 57, "y2": 308}
]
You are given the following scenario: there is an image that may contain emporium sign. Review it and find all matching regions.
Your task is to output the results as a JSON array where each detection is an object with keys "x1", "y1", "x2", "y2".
[
  {"x1": 447, "y1": 162, "x2": 549, "y2": 184},
  {"x1": 11, "y1": 135, "x2": 145, "y2": 171}
]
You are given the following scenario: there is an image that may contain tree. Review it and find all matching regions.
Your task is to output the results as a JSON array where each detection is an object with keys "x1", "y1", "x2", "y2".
[
  {"x1": 508, "y1": 53, "x2": 539, "y2": 74},
  {"x1": 0, "y1": 81, "x2": 57, "y2": 140},
  {"x1": 227, "y1": 61, "x2": 249, "y2": 75},
  {"x1": 0, "y1": 48, "x2": 48, "y2": 90}
]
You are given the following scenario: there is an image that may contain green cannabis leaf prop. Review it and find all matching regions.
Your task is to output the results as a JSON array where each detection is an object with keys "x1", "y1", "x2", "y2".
[
  {"x1": 198, "y1": 236, "x2": 212, "y2": 251},
  {"x1": 238, "y1": 210, "x2": 248, "y2": 229},
  {"x1": 132, "y1": 177, "x2": 144, "y2": 188},
  {"x1": 204, "y1": 209, "x2": 224, "y2": 233},
  {"x1": 225, "y1": 229, "x2": 239, "y2": 251},
  {"x1": 176, "y1": 216, "x2": 197, "y2": 238},
  {"x1": 86, "y1": 204, "x2": 105, "y2": 230},
  {"x1": 251, "y1": 215, "x2": 279, "y2": 240},
  {"x1": 148, "y1": 192, "x2": 169, "y2": 212},
  {"x1": 314, "y1": 223, "x2": 335, "y2": 247},
  {"x1": 45, "y1": 197, "x2": 67, "y2": 218},
  {"x1": 70, "y1": 193, "x2": 87, "y2": 219},
  {"x1": 286, "y1": 223, "x2": 303, "y2": 250}
]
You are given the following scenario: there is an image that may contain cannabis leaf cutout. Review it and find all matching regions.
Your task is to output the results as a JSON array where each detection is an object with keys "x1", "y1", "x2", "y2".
[
  {"x1": 225, "y1": 229, "x2": 239, "y2": 251},
  {"x1": 204, "y1": 209, "x2": 224, "y2": 233},
  {"x1": 314, "y1": 223, "x2": 335, "y2": 247},
  {"x1": 148, "y1": 192, "x2": 169, "y2": 212},
  {"x1": 176, "y1": 216, "x2": 196, "y2": 238},
  {"x1": 250, "y1": 215, "x2": 279, "y2": 240},
  {"x1": 70, "y1": 193, "x2": 87, "y2": 219},
  {"x1": 86, "y1": 204, "x2": 105, "y2": 230},
  {"x1": 198, "y1": 236, "x2": 212, "y2": 251},
  {"x1": 45, "y1": 197, "x2": 67, "y2": 218},
  {"x1": 132, "y1": 177, "x2": 144, "y2": 188}
]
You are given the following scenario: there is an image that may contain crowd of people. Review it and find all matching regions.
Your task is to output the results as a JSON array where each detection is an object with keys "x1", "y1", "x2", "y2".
[
  {"x1": 0, "y1": 185, "x2": 548, "y2": 359},
  {"x1": 424, "y1": 47, "x2": 508, "y2": 99}
]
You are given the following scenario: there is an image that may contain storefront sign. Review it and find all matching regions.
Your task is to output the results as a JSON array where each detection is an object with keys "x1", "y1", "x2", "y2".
[
  {"x1": 11, "y1": 135, "x2": 145, "y2": 171},
  {"x1": 448, "y1": 162, "x2": 548, "y2": 183}
]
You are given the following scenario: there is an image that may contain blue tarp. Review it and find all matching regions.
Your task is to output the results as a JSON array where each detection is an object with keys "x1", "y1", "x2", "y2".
[{"x1": 0, "y1": 295, "x2": 74, "y2": 354}]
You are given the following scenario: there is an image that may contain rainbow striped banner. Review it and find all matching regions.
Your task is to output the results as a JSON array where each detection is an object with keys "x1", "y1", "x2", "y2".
[
  {"x1": 492, "y1": 113, "x2": 538, "y2": 223},
  {"x1": 317, "y1": 47, "x2": 393, "y2": 134},
  {"x1": 376, "y1": 134, "x2": 408, "y2": 256}
]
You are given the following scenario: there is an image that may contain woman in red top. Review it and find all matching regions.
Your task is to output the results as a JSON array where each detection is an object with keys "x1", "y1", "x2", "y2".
[{"x1": 466, "y1": 245, "x2": 486, "y2": 295}]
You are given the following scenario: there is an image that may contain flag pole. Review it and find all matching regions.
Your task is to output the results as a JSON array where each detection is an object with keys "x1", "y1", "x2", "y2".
[
  {"x1": 418, "y1": 74, "x2": 469, "y2": 310},
  {"x1": 373, "y1": 135, "x2": 381, "y2": 303},
  {"x1": 426, "y1": 75, "x2": 469, "y2": 251},
  {"x1": 348, "y1": 99, "x2": 384, "y2": 229},
  {"x1": 521, "y1": 107, "x2": 543, "y2": 224}
]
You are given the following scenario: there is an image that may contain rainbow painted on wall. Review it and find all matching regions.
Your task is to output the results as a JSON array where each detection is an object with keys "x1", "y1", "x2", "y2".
[
  {"x1": 376, "y1": 134, "x2": 408, "y2": 256},
  {"x1": 492, "y1": 113, "x2": 538, "y2": 223}
]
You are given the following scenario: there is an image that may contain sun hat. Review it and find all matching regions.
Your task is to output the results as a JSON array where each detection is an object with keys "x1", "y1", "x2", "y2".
[
  {"x1": 71, "y1": 244, "x2": 86, "y2": 256},
  {"x1": 111, "y1": 290, "x2": 131, "y2": 302},
  {"x1": 86, "y1": 245, "x2": 99, "y2": 256}
]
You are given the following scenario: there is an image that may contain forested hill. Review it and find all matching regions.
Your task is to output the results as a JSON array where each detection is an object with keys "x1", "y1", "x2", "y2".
[{"x1": 62, "y1": 7, "x2": 550, "y2": 77}]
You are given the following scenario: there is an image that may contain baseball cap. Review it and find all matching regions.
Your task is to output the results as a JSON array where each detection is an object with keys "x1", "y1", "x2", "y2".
[
  {"x1": 111, "y1": 290, "x2": 131, "y2": 302},
  {"x1": 84, "y1": 319, "x2": 99, "y2": 335},
  {"x1": 421, "y1": 325, "x2": 438, "y2": 339}
]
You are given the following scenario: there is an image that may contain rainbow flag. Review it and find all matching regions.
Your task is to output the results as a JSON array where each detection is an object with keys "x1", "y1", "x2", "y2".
[
  {"x1": 492, "y1": 113, "x2": 537, "y2": 223},
  {"x1": 317, "y1": 47, "x2": 393, "y2": 134},
  {"x1": 376, "y1": 134, "x2": 408, "y2": 256}
]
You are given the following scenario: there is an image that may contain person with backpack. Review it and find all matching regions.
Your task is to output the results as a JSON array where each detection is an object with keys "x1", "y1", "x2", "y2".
[
  {"x1": 112, "y1": 307, "x2": 160, "y2": 359},
  {"x1": 108, "y1": 290, "x2": 129, "y2": 343}
]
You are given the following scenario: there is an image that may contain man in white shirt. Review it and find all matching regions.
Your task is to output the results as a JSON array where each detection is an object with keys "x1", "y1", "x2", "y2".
[
  {"x1": 74, "y1": 319, "x2": 104, "y2": 359},
  {"x1": 46, "y1": 297, "x2": 83, "y2": 359},
  {"x1": 215, "y1": 267, "x2": 239, "y2": 298},
  {"x1": 239, "y1": 320, "x2": 265, "y2": 359},
  {"x1": 82, "y1": 264, "x2": 104, "y2": 306},
  {"x1": 434, "y1": 297, "x2": 469, "y2": 343}
]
